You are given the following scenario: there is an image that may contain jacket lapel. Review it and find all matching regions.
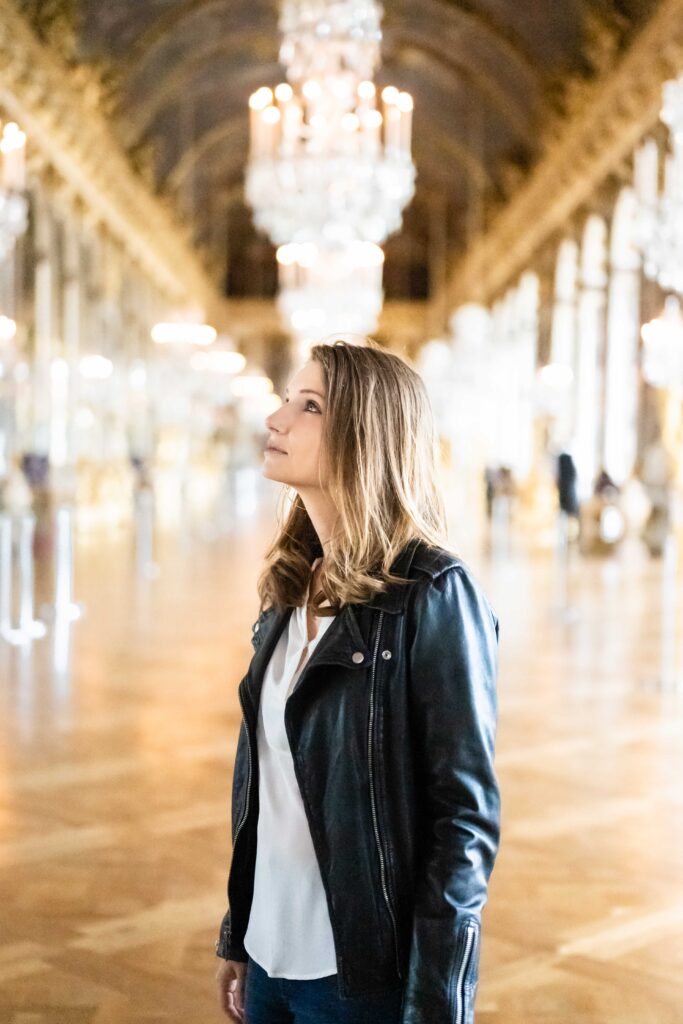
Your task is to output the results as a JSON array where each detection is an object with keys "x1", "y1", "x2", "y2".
[
  {"x1": 240, "y1": 538, "x2": 421, "y2": 713},
  {"x1": 240, "y1": 603, "x2": 372, "y2": 714}
]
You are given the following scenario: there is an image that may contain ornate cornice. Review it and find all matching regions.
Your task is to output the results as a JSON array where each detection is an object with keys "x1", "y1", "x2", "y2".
[
  {"x1": 446, "y1": 0, "x2": 683, "y2": 308},
  {"x1": 0, "y1": 1, "x2": 220, "y2": 310}
]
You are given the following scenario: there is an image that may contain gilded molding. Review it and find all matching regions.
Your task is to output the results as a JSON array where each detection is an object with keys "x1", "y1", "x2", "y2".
[
  {"x1": 0, "y1": 1, "x2": 220, "y2": 310},
  {"x1": 446, "y1": 0, "x2": 683, "y2": 308}
]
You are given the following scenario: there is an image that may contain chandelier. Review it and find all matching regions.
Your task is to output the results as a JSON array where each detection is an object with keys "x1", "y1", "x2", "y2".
[
  {"x1": 635, "y1": 74, "x2": 683, "y2": 294},
  {"x1": 151, "y1": 306, "x2": 217, "y2": 346},
  {"x1": 246, "y1": 0, "x2": 415, "y2": 248},
  {"x1": 0, "y1": 120, "x2": 28, "y2": 260},
  {"x1": 276, "y1": 240, "x2": 384, "y2": 339},
  {"x1": 641, "y1": 295, "x2": 683, "y2": 388}
]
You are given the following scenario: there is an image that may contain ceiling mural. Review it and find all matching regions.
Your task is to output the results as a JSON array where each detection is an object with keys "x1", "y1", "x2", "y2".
[{"x1": 15, "y1": 0, "x2": 661, "y2": 298}]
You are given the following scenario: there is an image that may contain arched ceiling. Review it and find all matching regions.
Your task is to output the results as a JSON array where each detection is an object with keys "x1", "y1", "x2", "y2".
[{"x1": 18, "y1": 0, "x2": 661, "y2": 299}]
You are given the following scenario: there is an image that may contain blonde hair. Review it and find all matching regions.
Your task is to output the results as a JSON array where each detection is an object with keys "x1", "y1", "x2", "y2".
[{"x1": 257, "y1": 337, "x2": 456, "y2": 615}]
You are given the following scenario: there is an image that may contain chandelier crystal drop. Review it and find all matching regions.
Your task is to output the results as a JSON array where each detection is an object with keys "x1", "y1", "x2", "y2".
[{"x1": 246, "y1": 0, "x2": 415, "y2": 248}]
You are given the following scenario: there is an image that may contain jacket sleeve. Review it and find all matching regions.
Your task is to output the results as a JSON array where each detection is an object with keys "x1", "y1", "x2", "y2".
[
  {"x1": 215, "y1": 658, "x2": 259, "y2": 962},
  {"x1": 215, "y1": 908, "x2": 249, "y2": 962},
  {"x1": 215, "y1": 718, "x2": 253, "y2": 962},
  {"x1": 401, "y1": 564, "x2": 501, "y2": 1024}
]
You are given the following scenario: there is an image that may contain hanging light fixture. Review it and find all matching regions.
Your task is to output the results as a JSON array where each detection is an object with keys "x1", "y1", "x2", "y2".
[
  {"x1": 0, "y1": 120, "x2": 28, "y2": 260},
  {"x1": 635, "y1": 75, "x2": 683, "y2": 295},
  {"x1": 641, "y1": 294, "x2": 683, "y2": 387},
  {"x1": 151, "y1": 322, "x2": 217, "y2": 346},
  {"x1": 246, "y1": 0, "x2": 415, "y2": 248},
  {"x1": 79, "y1": 354, "x2": 114, "y2": 380},
  {"x1": 190, "y1": 349, "x2": 247, "y2": 374},
  {"x1": 151, "y1": 307, "x2": 217, "y2": 347},
  {"x1": 276, "y1": 240, "x2": 384, "y2": 340},
  {"x1": 0, "y1": 314, "x2": 16, "y2": 342}
]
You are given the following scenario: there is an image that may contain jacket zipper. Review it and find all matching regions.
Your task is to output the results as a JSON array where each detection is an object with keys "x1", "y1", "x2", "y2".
[
  {"x1": 453, "y1": 921, "x2": 477, "y2": 1024},
  {"x1": 367, "y1": 609, "x2": 402, "y2": 980},
  {"x1": 232, "y1": 687, "x2": 253, "y2": 850}
]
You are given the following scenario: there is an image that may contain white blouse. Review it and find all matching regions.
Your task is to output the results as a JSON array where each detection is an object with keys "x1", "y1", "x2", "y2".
[{"x1": 243, "y1": 559, "x2": 339, "y2": 979}]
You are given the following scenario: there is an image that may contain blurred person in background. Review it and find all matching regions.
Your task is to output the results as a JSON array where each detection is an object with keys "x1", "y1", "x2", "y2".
[
  {"x1": 579, "y1": 468, "x2": 625, "y2": 556},
  {"x1": 556, "y1": 448, "x2": 581, "y2": 544},
  {"x1": 639, "y1": 439, "x2": 676, "y2": 558}
]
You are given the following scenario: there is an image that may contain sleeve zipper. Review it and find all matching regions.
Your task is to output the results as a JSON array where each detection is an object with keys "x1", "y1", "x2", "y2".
[{"x1": 452, "y1": 920, "x2": 477, "y2": 1024}]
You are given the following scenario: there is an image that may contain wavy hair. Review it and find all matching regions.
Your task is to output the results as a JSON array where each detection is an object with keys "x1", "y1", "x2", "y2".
[{"x1": 257, "y1": 337, "x2": 456, "y2": 615}]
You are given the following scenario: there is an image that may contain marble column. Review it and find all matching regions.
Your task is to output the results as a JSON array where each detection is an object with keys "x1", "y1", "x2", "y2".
[
  {"x1": 575, "y1": 215, "x2": 608, "y2": 500},
  {"x1": 549, "y1": 238, "x2": 580, "y2": 444},
  {"x1": 512, "y1": 271, "x2": 540, "y2": 481},
  {"x1": 56, "y1": 201, "x2": 85, "y2": 482},
  {"x1": 31, "y1": 185, "x2": 57, "y2": 458},
  {"x1": 603, "y1": 188, "x2": 642, "y2": 484}
]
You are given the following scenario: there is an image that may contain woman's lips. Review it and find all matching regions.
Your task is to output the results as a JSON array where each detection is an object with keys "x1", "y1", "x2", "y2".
[{"x1": 265, "y1": 446, "x2": 286, "y2": 454}]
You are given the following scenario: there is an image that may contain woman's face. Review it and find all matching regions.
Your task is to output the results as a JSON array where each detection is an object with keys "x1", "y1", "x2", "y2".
[{"x1": 263, "y1": 360, "x2": 328, "y2": 490}]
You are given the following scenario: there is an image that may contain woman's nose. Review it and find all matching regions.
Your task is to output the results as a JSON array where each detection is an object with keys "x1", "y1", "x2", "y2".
[{"x1": 265, "y1": 409, "x2": 283, "y2": 432}]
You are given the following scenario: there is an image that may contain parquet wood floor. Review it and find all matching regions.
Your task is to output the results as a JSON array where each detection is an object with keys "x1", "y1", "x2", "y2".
[{"x1": 1, "y1": 496, "x2": 682, "y2": 1022}]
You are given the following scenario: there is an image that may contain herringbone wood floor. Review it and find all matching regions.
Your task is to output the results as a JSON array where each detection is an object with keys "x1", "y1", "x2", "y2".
[{"x1": 1, "y1": 496, "x2": 682, "y2": 1023}]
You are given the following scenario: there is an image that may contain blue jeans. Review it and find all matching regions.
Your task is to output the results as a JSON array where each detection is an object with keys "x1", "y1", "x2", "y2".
[{"x1": 244, "y1": 955, "x2": 404, "y2": 1024}]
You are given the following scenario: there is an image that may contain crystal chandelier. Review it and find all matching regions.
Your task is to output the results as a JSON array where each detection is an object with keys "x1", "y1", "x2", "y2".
[
  {"x1": 641, "y1": 294, "x2": 683, "y2": 387},
  {"x1": 246, "y1": 0, "x2": 415, "y2": 248},
  {"x1": 635, "y1": 74, "x2": 683, "y2": 294},
  {"x1": 0, "y1": 120, "x2": 29, "y2": 260},
  {"x1": 276, "y1": 240, "x2": 384, "y2": 339},
  {"x1": 151, "y1": 306, "x2": 217, "y2": 346}
]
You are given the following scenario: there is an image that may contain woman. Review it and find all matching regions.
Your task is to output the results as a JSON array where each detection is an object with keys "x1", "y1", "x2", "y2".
[{"x1": 215, "y1": 339, "x2": 500, "y2": 1024}]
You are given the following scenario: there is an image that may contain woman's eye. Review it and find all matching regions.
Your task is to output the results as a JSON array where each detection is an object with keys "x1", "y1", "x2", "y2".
[{"x1": 282, "y1": 397, "x2": 321, "y2": 412}]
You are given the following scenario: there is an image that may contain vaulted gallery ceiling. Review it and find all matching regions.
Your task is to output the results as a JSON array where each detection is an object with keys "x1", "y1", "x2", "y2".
[{"x1": 16, "y1": 0, "x2": 661, "y2": 301}]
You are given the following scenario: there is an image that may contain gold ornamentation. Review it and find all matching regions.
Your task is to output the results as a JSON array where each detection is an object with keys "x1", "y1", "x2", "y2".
[
  {"x1": 15, "y1": 0, "x2": 79, "y2": 62},
  {"x1": 448, "y1": 0, "x2": 683, "y2": 307},
  {"x1": 1, "y1": 1, "x2": 222, "y2": 314}
]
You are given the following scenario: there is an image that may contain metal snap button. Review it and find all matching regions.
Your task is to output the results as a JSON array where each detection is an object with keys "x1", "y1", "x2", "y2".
[
  {"x1": 381, "y1": 650, "x2": 392, "y2": 660},
  {"x1": 253, "y1": 623, "x2": 260, "y2": 632},
  {"x1": 351, "y1": 651, "x2": 364, "y2": 664}
]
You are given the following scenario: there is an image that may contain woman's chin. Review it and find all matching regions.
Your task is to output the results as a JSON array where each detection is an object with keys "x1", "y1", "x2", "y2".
[{"x1": 262, "y1": 464, "x2": 285, "y2": 482}]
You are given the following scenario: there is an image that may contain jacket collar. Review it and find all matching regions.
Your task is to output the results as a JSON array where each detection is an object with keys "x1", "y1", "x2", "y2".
[
  {"x1": 363, "y1": 536, "x2": 421, "y2": 613},
  {"x1": 240, "y1": 538, "x2": 423, "y2": 712},
  {"x1": 256, "y1": 536, "x2": 422, "y2": 628}
]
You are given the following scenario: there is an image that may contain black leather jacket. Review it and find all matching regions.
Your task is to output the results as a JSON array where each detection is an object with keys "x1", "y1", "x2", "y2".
[{"x1": 216, "y1": 538, "x2": 501, "y2": 1024}]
